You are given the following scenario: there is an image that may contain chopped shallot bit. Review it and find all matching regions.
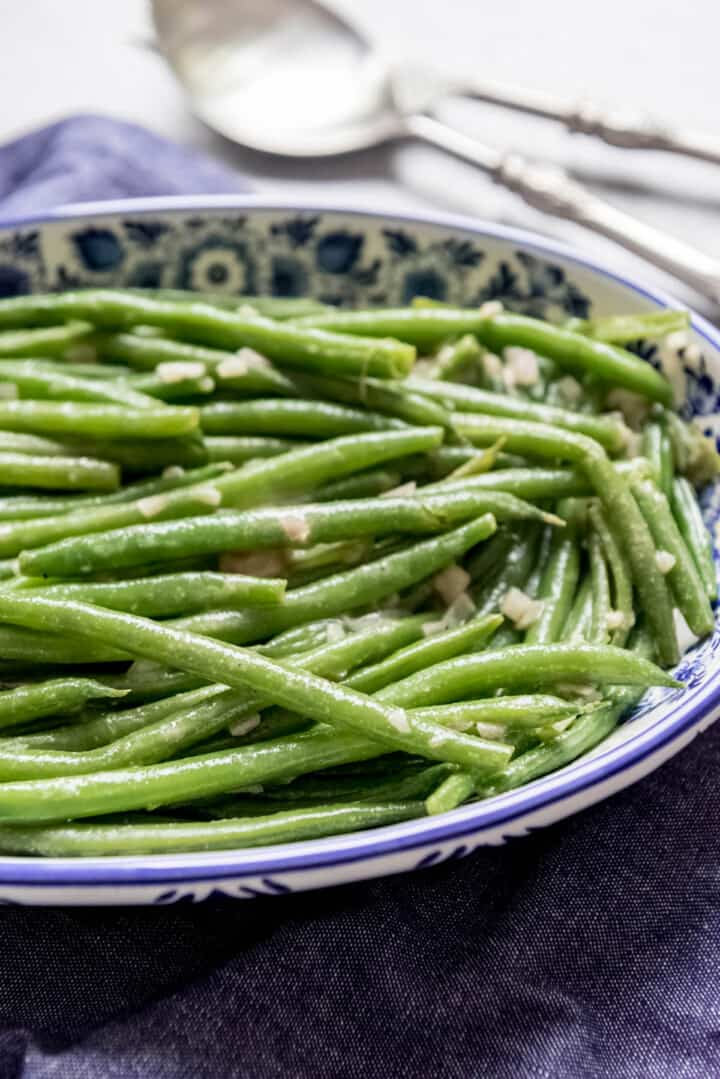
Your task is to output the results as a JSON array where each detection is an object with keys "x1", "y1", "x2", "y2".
[
  {"x1": 279, "y1": 513, "x2": 311, "y2": 543},
  {"x1": 380, "y1": 481, "x2": 417, "y2": 499},
  {"x1": 325, "y1": 621, "x2": 346, "y2": 644},
  {"x1": 433, "y1": 563, "x2": 471, "y2": 605},
  {"x1": 219, "y1": 550, "x2": 287, "y2": 577},
  {"x1": 475, "y1": 721, "x2": 507, "y2": 741},
  {"x1": 162, "y1": 465, "x2": 185, "y2": 479},
  {"x1": 195, "y1": 485, "x2": 222, "y2": 507},
  {"x1": 387, "y1": 707, "x2": 411, "y2": 734},
  {"x1": 555, "y1": 375, "x2": 583, "y2": 405},
  {"x1": 655, "y1": 550, "x2": 676, "y2": 575},
  {"x1": 137, "y1": 494, "x2": 169, "y2": 519},
  {"x1": 605, "y1": 609, "x2": 625, "y2": 631},
  {"x1": 229, "y1": 714, "x2": 261, "y2": 737},
  {"x1": 156, "y1": 361, "x2": 207, "y2": 383},
  {"x1": 500, "y1": 587, "x2": 544, "y2": 630},
  {"x1": 503, "y1": 346, "x2": 540, "y2": 388},
  {"x1": 482, "y1": 352, "x2": 504, "y2": 381},
  {"x1": 478, "y1": 300, "x2": 504, "y2": 318}
]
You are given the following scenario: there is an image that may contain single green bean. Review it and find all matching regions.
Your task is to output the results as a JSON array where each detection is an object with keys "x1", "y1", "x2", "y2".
[
  {"x1": 632, "y1": 479, "x2": 715, "y2": 638},
  {"x1": 12, "y1": 572, "x2": 286, "y2": 617},
  {"x1": 197, "y1": 398, "x2": 402, "y2": 437},
  {"x1": 643, "y1": 422, "x2": 673, "y2": 498},
  {"x1": 0, "y1": 291, "x2": 417, "y2": 380},
  {"x1": 204, "y1": 435, "x2": 304, "y2": 465},
  {"x1": 128, "y1": 290, "x2": 331, "y2": 320},
  {"x1": 0, "y1": 321, "x2": 94, "y2": 358},
  {"x1": 0, "y1": 678, "x2": 127, "y2": 732},
  {"x1": 560, "y1": 576, "x2": 593, "y2": 642},
  {"x1": 410, "y1": 695, "x2": 582, "y2": 730},
  {"x1": 570, "y1": 309, "x2": 690, "y2": 344},
  {"x1": 314, "y1": 468, "x2": 403, "y2": 501},
  {"x1": 0, "y1": 800, "x2": 424, "y2": 855},
  {"x1": 373, "y1": 643, "x2": 679, "y2": 709},
  {"x1": 671, "y1": 476, "x2": 716, "y2": 601},
  {"x1": 0, "y1": 361, "x2": 159, "y2": 409},
  {"x1": 0, "y1": 400, "x2": 198, "y2": 440},
  {"x1": 0, "y1": 452, "x2": 119, "y2": 492},
  {"x1": 524, "y1": 534, "x2": 581, "y2": 645},
  {"x1": 588, "y1": 532, "x2": 612, "y2": 644},
  {"x1": 588, "y1": 503, "x2": 634, "y2": 646},
  {"x1": 425, "y1": 772, "x2": 475, "y2": 815}
]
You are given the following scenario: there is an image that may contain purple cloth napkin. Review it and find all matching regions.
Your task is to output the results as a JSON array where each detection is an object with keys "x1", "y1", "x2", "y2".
[
  {"x1": 0, "y1": 114, "x2": 246, "y2": 218},
  {"x1": 1, "y1": 115, "x2": 719, "y2": 1079}
]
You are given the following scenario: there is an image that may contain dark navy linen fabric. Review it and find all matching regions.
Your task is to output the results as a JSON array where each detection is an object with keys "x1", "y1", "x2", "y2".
[{"x1": 0, "y1": 116, "x2": 717, "y2": 1079}]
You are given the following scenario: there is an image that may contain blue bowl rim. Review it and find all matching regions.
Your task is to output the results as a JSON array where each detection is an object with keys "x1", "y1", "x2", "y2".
[{"x1": 0, "y1": 194, "x2": 718, "y2": 889}]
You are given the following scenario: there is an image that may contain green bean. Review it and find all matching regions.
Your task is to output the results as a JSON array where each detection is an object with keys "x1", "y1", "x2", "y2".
[
  {"x1": 0, "y1": 678, "x2": 126, "y2": 732},
  {"x1": 12, "y1": 572, "x2": 286, "y2": 617},
  {"x1": 373, "y1": 643, "x2": 679, "y2": 709},
  {"x1": 248, "y1": 762, "x2": 450, "y2": 805},
  {"x1": 0, "y1": 452, "x2": 120, "y2": 492},
  {"x1": 410, "y1": 695, "x2": 582, "y2": 730},
  {"x1": 0, "y1": 361, "x2": 159, "y2": 409},
  {"x1": 570, "y1": 309, "x2": 690, "y2": 344},
  {"x1": 2, "y1": 427, "x2": 442, "y2": 558},
  {"x1": 0, "y1": 463, "x2": 231, "y2": 522},
  {"x1": 588, "y1": 532, "x2": 612, "y2": 644},
  {"x1": 0, "y1": 623, "x2": 125, "y2": 664},
  {"x1": 0, "y1": 594, "x2": 514, "y2": 783},
  {"x1": 168, "y1": 515, "x2": 498, "y2": 644},
  {"x1": 289, "y1": 371, "x2": 453, "y2": 430},
  {"x1": 129, "y1": 290, "x2": 331, "y2": 321},
  {"x1": 314, "y1": 468, "x2": 403, "y2": 501},
  {"x1": 99, "y1": 332, "x2": 294, "y2": 395},
  {"x1": 29, "y1": 360, "x2": 133, "y2": 380},
  {"x1": 560, "y1": 576, "x2": 593, "y2": 642},
  {"x1": 66, "y1": 435, "x2": 208, "y2": 471},
  {"x1": 632, "y1": 479, "x2": 714, "y2": 638},
  {"x1": 344, "y1": 614, "x2": 502, "y2": 694},
  {"x1": 471, "y1": 526, "x2": 541, "y2": 615},
  {"x1": 0, "y1": 321, "x2": 94, "y2": 358},
  {"x1": 524, "y1": 534, "x2": 581, "y2": 645},
  {"x1": 406, "y1": 376, "x2": 629, "y2": 451},
  {"x1": 10, "y1": 685, "x2": 223, "y2": 751},
  {"x1": 588, "y1": 504, "x2": 634, "y2": 645},
  {"x1": 643, "y1": 422, "x2": 673, "y2": 498},
  {"x1": 445, "y1": 415, "x2": 677, "y2": 664},
  {"x1": 127, "y1": 369, "x2": 216, "y2": 402},
  {"x1": 293, "y1": 309, "x2": 673, "y2": 404},
  {"x1": 0, "y1": 400, "x2": 198, "y2": 440},
  {"x1": 0, "y1": 431, "x2": 69, "y2": 456},
  {"x1": 197, "y1": 398, "x2": 402, "y2": 437},
  {"x1": 0, "y1": 291, "x2": 417, "y2": 380},
  {"x1": 0, "y1": 799, "x2": 424, "y2": 855},
  {"x1": 663, "y1": 410, "x2": 719, "y2": 487},
  {"x1": 19, "y1": 487, "x2": 543, "y2": 579},
  {"x1": 672, "y1": 477, "x2": 716, "y2": 601},
  {"x1": 425, "y1": 772, "x2": 475, "y2": 815},
  {"x1": 204, "y1": 435, "x2": 303, "y2": 465}
]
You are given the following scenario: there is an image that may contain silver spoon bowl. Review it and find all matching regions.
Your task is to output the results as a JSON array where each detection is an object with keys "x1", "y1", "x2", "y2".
[{"x1": 152, "y1": 0, "x2": 720, "y2": 306}]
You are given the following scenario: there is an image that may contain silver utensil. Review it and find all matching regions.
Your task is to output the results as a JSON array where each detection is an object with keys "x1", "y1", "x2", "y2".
[{"x1": 151, "y1": 0, "x2": 720, "y2": 306}]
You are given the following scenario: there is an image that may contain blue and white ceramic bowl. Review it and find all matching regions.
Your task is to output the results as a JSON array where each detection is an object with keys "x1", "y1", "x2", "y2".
[{"x1": 0, "y1": 196, "x2": 718, "y2": 906}]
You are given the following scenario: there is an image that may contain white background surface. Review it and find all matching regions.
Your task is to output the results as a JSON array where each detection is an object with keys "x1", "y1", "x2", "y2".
[{"x1": 2, "y1": 0, "x2": 720, "y2": 313}]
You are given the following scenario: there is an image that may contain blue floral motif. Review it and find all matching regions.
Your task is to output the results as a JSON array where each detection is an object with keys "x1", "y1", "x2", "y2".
[
  {"x1": 176, "y1": 238, "x2": 255, "y2": 294},
  {"x1": 126, "y1": 261, "x2": 165, "y2": 288},
  {"x1": 123, "y1": 220, "x2": 170, "y2": 248},
  {"x1": 271, "y1": 215, "x2": 318, "y2": 248},
  {"x1": 0, "y1": 264, "x2": 30, "y2": 297},
  {"x1": 402, "y1": 268, "x2": 448, "y2": 304},
  {"x1": 72, "y1": 227, "x2": 125, "y2": 271},
  {"x1": 382, "y1": 228, "x2": 418, "y2": 256},
  {"x1": 315, "y1": 230, "x2": 364, "y2": 274},
  {"x1": 271, "y1": 254, "x2": 308, "y2": 297}
]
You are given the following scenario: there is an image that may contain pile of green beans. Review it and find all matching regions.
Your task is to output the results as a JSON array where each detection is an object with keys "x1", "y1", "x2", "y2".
[{"x1": 0, "y1": 288, "x2": 711, "y2": 858}]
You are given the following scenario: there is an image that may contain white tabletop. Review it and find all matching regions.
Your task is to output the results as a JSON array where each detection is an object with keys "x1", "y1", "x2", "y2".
[{"x1": 4, "y1": 0, "x2": 720, "y2": 314}]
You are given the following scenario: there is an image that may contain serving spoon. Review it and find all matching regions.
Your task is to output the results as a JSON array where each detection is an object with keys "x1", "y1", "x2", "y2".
[{"x1": 151, "y1": 0, "x2": 720, "y2": 306}]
